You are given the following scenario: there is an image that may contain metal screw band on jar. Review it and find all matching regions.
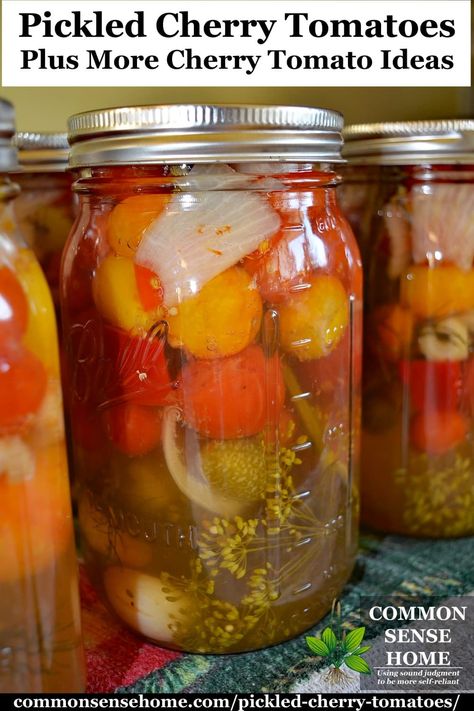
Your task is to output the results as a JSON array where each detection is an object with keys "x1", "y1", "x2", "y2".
[
  {"x1": 343, "y1": 119, "x2": 474, "y2": 165},
  {"x1": 0, "y1": 99, "x2": 18, "y2": 172},
  {"x1": 13, "y1": 132, "x2": 69, "y2": 172},
  {"x1": 67, "y1": 104, "x2": 345, "y2": 167}
]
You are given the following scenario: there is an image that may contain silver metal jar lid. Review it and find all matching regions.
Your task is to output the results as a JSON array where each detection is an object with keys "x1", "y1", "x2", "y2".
[
  {"x1": 13, "y1": 132, "x2": 69, "y2": 172},
  {"x1": 0, "y1": 98, "x2": 18, "y2": 172},
  {"x1": 343, "y1": 119, "x2": 474, "y2": 165},
  {"x1": 68, "y1": 104, "x2": 344, "y2": 167}
]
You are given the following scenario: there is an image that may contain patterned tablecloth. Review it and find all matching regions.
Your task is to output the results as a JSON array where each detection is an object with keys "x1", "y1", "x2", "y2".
[{"x1": 81, "y1": 534, "x2": 474, "y2": 694}]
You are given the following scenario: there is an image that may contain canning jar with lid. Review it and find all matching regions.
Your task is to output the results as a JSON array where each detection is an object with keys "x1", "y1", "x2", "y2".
[
  {"x1": 0, "y1": 100, "x2": 85, "y2": 691},
  {"x1": 344, "y1": 120, "x2": 474, "y2": 538},
  {"x1": 12, "y1": 132, "x2": 75, "y2": 311},
  {"x1": 62, "y1": 104, "x2": 362, "y2": 653}
]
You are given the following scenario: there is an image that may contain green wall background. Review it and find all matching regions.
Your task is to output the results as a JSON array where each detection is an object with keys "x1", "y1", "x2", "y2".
[{"x1": 0, "y1": 86, "x2": 470, "y2": 132}]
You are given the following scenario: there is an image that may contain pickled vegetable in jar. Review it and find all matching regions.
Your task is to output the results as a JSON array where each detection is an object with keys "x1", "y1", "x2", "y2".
[
  {"x1": 12, "y1": 133, "x2": 75, "y2": 312},
  {"x1": 0, "y1": 99, "x2": 85, "y2": 691},
  {"x1": 344, "y1": 120, "x2": 474, "y2": 538},
  {"x1": 63, "y1": 104, "x2": 362, "y2": 653}
]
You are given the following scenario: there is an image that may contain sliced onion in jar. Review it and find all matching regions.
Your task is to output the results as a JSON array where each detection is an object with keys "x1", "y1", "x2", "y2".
[
  {"x1": 411, "y1": 184, "x2": 474, "y2": 271},
  {"x1": 135, "y1": 191, "x2": 280, "y2": 306},
  {"x1": 162, "y1": 406, "x2": 246, "y2": 518}
]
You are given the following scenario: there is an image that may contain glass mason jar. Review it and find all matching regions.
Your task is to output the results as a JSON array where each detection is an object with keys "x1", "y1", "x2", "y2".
[
  {"x1": 12, "y1": 133, "x2": 75, "y2": 313},
  {"x1": 344, "y1": 120, "x2": 474, "y2": 538},
  {"x1": 62, "y1": 104, "x2": 362, "y2": 653},
  {"x1": 0, "y1": 100, "x2": 85, "y2": 691}
]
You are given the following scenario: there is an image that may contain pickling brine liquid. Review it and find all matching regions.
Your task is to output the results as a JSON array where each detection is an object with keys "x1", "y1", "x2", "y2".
[
  {"x1": 0, "y1": 193, "x2": 84, "y2": 691},
  {"x1": 63, "y1": 165, "x2": 362, "y2": 653}
]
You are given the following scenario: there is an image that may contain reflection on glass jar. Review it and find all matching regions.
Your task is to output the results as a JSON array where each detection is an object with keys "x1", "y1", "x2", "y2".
[
  {"x1": 12, "y1": 133, "x2": 75, "y2": 313},
  {"x1": 62, "y1": 104, "x2": 362, "y2": 653},
  {"x1": 0, "y1": 100, "x2": 85, "y2": 691},
  {"x1": 344, "y1": 120, "x2": 474, "y2": 538}
]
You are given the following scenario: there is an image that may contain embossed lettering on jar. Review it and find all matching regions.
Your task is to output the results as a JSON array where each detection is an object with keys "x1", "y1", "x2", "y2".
[{"x1": 62, "y1": 104, "x2": 362, "y2": 653}]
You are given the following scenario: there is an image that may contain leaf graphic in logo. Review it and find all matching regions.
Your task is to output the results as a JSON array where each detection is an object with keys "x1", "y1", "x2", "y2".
[
  {"x1": 321, "y1": 627, "x2": 337, "y2": 652},
  {"x1": 355, "y1": 645, "x2": 371, "y2": 655},
  {"x1": 344, "y1": 655, "x2": 371, "y2": 674},
  {"x1": 343, "y1": 627, "x2": 366, "y2": 653},
  {"x1": 306, "y1": 636, "x2": 330, "y2": 657}
]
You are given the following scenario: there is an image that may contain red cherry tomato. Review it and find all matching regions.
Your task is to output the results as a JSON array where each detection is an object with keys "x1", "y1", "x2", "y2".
[
  {"x1": 180, "y1": 344, "x2": 285, "y2": 439},
  {"x1": 398, "y1": 360, "x2": 462, "y2": 413},
  {"x1": 410, "y1": 410, "x2": 468, "y2": 455},
  {"x1": 134, "y1": 264, "x2": 163, "y2": 311},
  {"x1": 103, "y1": 403, "x2": 162, "y2": 456},
  {"x1": 102, "y1": 325, "x2": 174, "y2": 407},
  {"x1": 0, "y1": 266, "x2": 28, "y2": 344},
  {"x1": 0, "y1": 347, "x2": 47, "y2": 433}
]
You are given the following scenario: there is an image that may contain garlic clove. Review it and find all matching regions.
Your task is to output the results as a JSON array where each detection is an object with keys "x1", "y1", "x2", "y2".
[
  {"x1": 418, "y1": 317, "x2": 469, "y2": 361},
  {"x1": 103, "y1": 567, "x2": 187, "y2": 643}
]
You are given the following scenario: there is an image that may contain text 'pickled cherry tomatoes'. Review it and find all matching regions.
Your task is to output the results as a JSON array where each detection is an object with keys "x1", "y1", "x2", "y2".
[
  {"x1": 103, "y1": 402, "x2": 163, "y2": 457},
  {"x1": 180, "y1": 344, "x2": 285, "y2": 439},
  {"x1": 0, "y1": 266, "x2": 28, "y2": 343},
  {"x1": 0, "y1": 348, "x2": 47, "y2": 433}
]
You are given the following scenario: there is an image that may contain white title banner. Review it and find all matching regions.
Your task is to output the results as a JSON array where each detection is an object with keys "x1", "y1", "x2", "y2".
[{"x1": 1, "y1": 0, "x2": 471, "y2": 87}]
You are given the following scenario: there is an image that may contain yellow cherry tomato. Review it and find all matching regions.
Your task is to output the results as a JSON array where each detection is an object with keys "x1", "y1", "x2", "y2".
[
  {"x1": 107, "y1": 194, "x2": 171, "y2": 258},
  {"x1": 279, "y1": 275, "x2": 348, "y2": 360},
  {"x1": 93, "y1": 255, "x2": 161, "y2": 333},
  {"x1": 167, "y1": 266, "x2": 262, "y2": 359},
  {"x1": 400, "y1": 265, "x2": 474, "y2": 319},
  {"x1": 14, "y1": 248, "x2": 60, "y2": 374}
]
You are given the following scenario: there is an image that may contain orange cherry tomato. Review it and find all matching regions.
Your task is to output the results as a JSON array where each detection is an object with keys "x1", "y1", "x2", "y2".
[
  {"x1": 0, "y1": 442, "x2": 72, "y2": 582},
  {"x1": 245, "y1": 191, "x2": 359, "y2": 302},
  {"x1": 103, "y1": 403, "x2": 162, "y2": 456},
  {"x1": 410, "y1": 410, "x2": 468, "y2": 455},
  {"x1": 134, "y1": 264, "x2": 164, "y2": 311},
  {"x1": 180, "y1": 345, "x2": 285, "y2": 439},
  {"x1": 370, "y1": 304, "x2": 414, "y2": 362},
  {"x1": 0, "y1": 265, "x2": 28, "y2": 344},
  {"x1": 107, "y1": 194, "x2": 171, "y2": 258},
  {"x1": 0, "y1": 348, "x2": 47, "y2": 433}
]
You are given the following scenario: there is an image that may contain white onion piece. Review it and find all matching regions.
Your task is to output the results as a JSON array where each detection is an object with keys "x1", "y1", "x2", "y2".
[
  {"x1": 135, "y1": 191, "x2": 280, "y2": 305},
  {"x1": 412, "y1": 184, "x2": 474, "y2": 271},
  {"x1": 104, "y1": 567, "x2": 186, "y2": 643},
  {"x1": 162, "y1": 407, "x2": 244, "y2": 518},
  {"x1": 231, "y1": 162, "x2": 304, "y2": 175}
]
